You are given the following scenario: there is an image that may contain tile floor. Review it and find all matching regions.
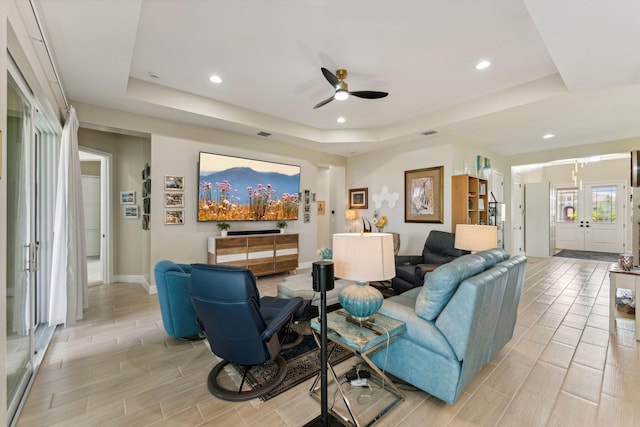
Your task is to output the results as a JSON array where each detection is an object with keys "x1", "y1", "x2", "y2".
[{"x1": 16, "y1": 256, "x2": 640, "y2": 426}]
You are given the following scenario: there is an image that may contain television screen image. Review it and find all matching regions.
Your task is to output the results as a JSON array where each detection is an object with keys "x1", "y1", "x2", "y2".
[{"x1": 198, "y1": 152, "x2": 301, "y2": 222}]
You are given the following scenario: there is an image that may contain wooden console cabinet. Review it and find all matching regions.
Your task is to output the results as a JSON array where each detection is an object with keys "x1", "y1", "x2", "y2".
[{"x1": 207, "y1": 233, "x2": 298, "y2": 277}]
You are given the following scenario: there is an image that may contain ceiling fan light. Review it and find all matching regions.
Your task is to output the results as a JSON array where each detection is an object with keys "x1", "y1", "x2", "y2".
[{"x1": 334, "y1": 90, "x2": 349, "y2": 101}]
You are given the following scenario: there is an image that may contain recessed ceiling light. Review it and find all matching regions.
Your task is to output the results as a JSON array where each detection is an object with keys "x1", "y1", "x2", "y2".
[
  {"x1": 475, "y1": 60, "x2": 491, "y2": 70},
  {"x1": 543, "y1": 133, "x2": 555, "y2": 139},
  {"x1": 209, "y1": 75, "x2": 222, "y2": 84},
  {"x1": 337, "y1": 117, "x2": 346, "y2": 123}
]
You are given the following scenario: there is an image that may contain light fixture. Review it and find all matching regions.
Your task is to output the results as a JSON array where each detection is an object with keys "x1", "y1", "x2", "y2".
[
  {"x1": 475, "y1": 60, "x2": 491, "y2": 70},
  {"x1": 543, "y1": 133, "x2": 555, "y2": 139},
  {"x1": 333, "y1": 233, "x2": 395, "y2": 324},
  {"x1": 571, "y1": 159, "x2": 584, "y2": 190},
  {"x1": 454, "y1": 224, "x2": 497, "y2": 253},
  {"x1": 334, "y1": 89, "x2": 349, "y2": 101},
  {"x1": 209, "y1": 75, "x2": 222, "y2": 84},
  {"x1": 337, "y1": 116, "x2": 346, "y2": 123}
]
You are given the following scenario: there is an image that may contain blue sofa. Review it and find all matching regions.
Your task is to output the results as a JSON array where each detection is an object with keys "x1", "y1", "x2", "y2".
[
  {"x1": 154, "y1": 261, "x2": 204, "y2": 339},
  {"x1": 370, "y1": 248, "x2": 526, "y2": 404}
]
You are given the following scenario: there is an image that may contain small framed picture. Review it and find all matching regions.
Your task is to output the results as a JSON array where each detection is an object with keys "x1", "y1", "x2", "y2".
[
  {"x1": 124, "y1": 205, "x2": 139, "y2": 218},
  {"x1": 120, "y1": 191, "x2": 135, "y2": 204},
  {"x1": 164, "y1": 175, "x2": 184, "y2": 191},
  {"x1": 142, "y1": 214, "x2": 150, "y2": 230},
  {"x1": 349, "y1": 188, "x2": 368, "y2": 209},
  {"x1": 164, "y1": 192, "x2": 184, "y2": 208},
  {"x1": 165, "y1": 210, "x2": 184, "y2": 225},
  {"x1": 317, "y1": 201, "x2": 326, "y2": 215}
]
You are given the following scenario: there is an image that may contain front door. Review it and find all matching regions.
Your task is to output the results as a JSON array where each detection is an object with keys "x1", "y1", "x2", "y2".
[{"x1": 555, "y1": 182, "x2": 625, "y2": 253}]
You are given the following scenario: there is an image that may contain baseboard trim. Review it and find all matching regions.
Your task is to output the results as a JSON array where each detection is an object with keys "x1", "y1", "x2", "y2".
[{"x1": 112, "y1": 275, "x2": 157, "y2": 295}]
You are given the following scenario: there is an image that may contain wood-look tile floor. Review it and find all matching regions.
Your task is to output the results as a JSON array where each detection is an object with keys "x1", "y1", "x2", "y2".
[{"x1": 16, "y1": 257, "x2": 640, "y2": 426}]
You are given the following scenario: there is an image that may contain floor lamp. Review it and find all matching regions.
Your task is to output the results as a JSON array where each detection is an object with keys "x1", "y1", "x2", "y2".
[{"x1": 303, "y1": 261, "x2": 342, "y2": 427}]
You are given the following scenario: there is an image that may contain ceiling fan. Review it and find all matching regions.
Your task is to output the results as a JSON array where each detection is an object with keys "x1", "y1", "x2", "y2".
[{"x1": 313, "y1": 67, "x2": 388, "y2": 109}]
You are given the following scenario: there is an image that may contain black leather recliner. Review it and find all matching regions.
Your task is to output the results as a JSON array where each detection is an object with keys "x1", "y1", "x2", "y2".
[
  {"x1": 391, "y1": 230, "x2": 469, "y2": 294},
  {"x1": 190, "y1": 263, "x2": 304, "y2": 401}
]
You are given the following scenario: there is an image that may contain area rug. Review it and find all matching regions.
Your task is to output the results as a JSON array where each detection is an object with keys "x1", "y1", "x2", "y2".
[
  {"x1": 234, "y1": 308, "x2": 353, "y2": 401},
  {"x1": 554, "y1": 249, "x2": 618, "y2": 262}
]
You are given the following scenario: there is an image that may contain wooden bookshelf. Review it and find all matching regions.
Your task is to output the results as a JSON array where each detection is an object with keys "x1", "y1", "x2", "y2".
[{"x1": 452, "y1": 174, "x2": 489, "y2": 233}]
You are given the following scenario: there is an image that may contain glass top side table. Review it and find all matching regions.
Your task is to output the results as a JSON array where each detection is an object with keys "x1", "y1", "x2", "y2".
[{"x1": 310, "y1": 309, "x2": 406, "y2": 427}]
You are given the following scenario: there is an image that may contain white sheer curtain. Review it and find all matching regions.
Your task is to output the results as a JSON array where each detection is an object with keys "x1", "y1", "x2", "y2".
[{"x1": 49, "y1": 106, "x2": 88, "y2": 326}]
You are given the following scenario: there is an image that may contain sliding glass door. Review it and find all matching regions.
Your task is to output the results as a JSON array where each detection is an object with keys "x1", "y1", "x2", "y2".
[{"x1": 7, "y1": 67, "x2": 59, "y2": 424}]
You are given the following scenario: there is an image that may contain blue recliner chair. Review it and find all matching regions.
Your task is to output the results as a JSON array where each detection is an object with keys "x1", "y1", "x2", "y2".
[
  {"x1": 190, "y1": 263, "x2": 304, "y2": 401},
  {"x1": 153, "y1": 261, "x2": 204, "y2": 340}
]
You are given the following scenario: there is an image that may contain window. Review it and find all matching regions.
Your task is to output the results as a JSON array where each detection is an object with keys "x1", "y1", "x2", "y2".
[
  {"x1": 556, "y1": 188, "x2": 578, "y2": 223},
  {"x1": 591, "y1": 186, "x2": 616, "y2": 223}
]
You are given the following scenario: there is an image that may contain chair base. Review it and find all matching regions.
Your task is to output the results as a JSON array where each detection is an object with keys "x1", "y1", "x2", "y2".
[
  {"x1": 176, "y1": 332, "x2": 206, "y2": 341},
  {"x1": 207, "y1": 355, "x2": 288, "y2": 401},
  {"x1": 280, "y1": 330, "x2": 303, "y2": 349}
]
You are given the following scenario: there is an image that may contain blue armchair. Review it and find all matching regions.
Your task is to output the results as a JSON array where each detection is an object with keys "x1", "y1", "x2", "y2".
[
  {"x1": 153, "y1": 261, "x2": 203, "y2": 339},
  {"x1": 190, "y1": 263, "x2": 304, "y2": 401}
]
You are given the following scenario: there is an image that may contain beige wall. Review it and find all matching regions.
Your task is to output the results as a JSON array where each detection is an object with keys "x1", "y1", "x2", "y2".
[
  {"x1": 78, "y1": 128, "x2": 151, "y2": 279},
  {"x1": 80, "y1": 160, "x2": 100, "y2": 176},
  {"x1": 148, "y1": 134, "x2": 325, "y2": 278}
]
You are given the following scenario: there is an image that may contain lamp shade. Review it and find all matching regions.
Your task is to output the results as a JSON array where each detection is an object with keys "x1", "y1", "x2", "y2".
[
  {"x1": 345, "y1": 209, "x2": 357, "y2": 220},
  {"x1": 454, "y1": 224, "x2": 498, "y2": 252},
  {"x1": 333, "y1": 233, "x2": 395, "y2": 282},
  {"x1": 333, "y1": 233, "x2": 395, "y2": 321}
]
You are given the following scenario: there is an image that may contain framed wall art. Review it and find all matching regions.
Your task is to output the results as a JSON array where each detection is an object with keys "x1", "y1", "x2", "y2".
[
  {"x1": 120, "y1": 191, "x2": 135, "y2": 204},
  {"x1": 164, "y1": 192, "x2": 184, "y2": 208},
  {"x1": 164, "y1": 175, "x2": 184, "y2": 191},
  {"x1": 165, "y1": 210, "x2": 184, "y2": 225},
  {"x1": 405, "y1": 166, "x2": 444, "y2": 223},
  {"x1": 124, "y1": 205, "x2": 139, "y2": 218},
  {"x1": 348, "y1": 188, "x2": 368, "y2": 209}
]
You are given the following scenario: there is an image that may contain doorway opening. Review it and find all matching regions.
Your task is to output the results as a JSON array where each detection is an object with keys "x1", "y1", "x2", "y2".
[{"x1": 79, "y1": 149, "x2": 112, "y2": 285}]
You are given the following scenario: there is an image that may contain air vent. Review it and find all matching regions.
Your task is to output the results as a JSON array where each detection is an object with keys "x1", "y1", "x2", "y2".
[
  {"x1": 257, "y1": 131, "x2": 272, "y2": 137},
  {"x1": 421, "y1": 130, "x2": 438, "y2": 136}
]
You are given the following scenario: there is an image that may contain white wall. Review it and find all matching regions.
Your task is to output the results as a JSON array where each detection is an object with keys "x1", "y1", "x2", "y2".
[
  {"x1": 347, "y1": 134, "x2": 508, "y2": 255},
  {"x1": 347, "y1": 137, "x2": 455, "y2": 255}
]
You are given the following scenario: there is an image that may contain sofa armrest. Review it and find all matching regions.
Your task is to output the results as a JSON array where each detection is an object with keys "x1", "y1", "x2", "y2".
[
  {"x1": 395, "y1": 255, "x2": 423, "y2": 266},
  {"x1": 414, "y1": 264, "x2": 438, "y2": 285},
  {"x1": 178, "y1": 263, "x2": 192, "y2": 274}
]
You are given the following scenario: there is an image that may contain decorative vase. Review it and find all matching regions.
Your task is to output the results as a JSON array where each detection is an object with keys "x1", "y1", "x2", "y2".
[
  {"x1": 338, "y1": 281, "x2": 383, "y2": 321},
  {"x1": 221, "y1": 230, "x2": 228, "y2": 237},
  {"x1": 619, "y1": 253, "x2": 633, "y2": 271},
  {"x1": 280, "y1": 228, "x2": 285, "y2": 234}
]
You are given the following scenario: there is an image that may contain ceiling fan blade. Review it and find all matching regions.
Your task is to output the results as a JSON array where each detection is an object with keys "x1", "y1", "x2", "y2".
[
  {"x1": 320, "y1": 67, "x2": 339, "y2": 87},
  {"x1": 313, "y1": 96, "x2": 335, "y2": 109},
  {"x1": 350, "y1": 91, "x2": 389, "y2": 99}
]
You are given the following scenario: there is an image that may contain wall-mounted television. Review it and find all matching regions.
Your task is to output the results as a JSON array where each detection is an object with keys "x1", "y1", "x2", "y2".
[{"x1": 197, "y1": 152, "x2": 301, "y2": 221}]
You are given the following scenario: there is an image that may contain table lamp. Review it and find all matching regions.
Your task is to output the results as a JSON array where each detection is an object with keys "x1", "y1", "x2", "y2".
[
  {"x1": 454, "y1": 224, "x2": 498, "y2": 253},
  {"x1": 333, "y1": 233, "x2": 395, "y2": 324},
  {"x1": 345, "y1": 209, "x2": 357, "y2": 232}
]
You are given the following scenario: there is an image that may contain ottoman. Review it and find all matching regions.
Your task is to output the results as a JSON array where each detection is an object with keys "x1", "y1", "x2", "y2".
[{"x1": 277, "y1": 273, "x2": 351, "y2": 307}]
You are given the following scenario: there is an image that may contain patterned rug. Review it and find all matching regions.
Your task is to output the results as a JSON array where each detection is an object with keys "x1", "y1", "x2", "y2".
[
  {"x1": 554, "y1": 249, "x2": 618, "y2": 262},
  {"x1": 234, "y1": 307, "x2": 352, "y2": 401}
]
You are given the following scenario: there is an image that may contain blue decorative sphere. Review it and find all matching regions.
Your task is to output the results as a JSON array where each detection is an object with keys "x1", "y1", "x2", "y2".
[{"x1": 338, "y1": 282, "x2": 383, "y2": 320}]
